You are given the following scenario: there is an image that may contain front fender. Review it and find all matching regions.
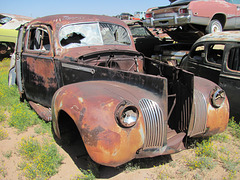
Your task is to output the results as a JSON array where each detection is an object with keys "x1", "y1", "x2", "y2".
[
  {"x1": 52, "y1": 80, "x2": 165, "y2": 167},
  {"x1": 189, "y1": 76, "x2": 229, "y2": 137}
]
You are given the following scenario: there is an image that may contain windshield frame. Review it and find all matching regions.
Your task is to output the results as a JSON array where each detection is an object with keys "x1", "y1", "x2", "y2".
[{"x1": 58, "y1": 22, "x2": 132, "y2": 48}]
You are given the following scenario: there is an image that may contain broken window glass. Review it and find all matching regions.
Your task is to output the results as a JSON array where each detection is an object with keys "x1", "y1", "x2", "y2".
[{"x1": 59, "y1": 22, "x2": 131, "y2": 48}]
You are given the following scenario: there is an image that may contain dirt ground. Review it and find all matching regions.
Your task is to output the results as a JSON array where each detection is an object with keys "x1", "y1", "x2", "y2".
[{"x1": 0, "y1": 122, "x2": 240, "y2": 180}]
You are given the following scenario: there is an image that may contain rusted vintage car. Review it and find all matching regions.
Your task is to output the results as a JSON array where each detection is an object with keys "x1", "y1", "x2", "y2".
[
  {"x1": 9, "y1": 14, "x2": 229, "y2": 167},
  {"x1": 0, "y1": 13, "x2": 32, "y2": 60},
  {"x1": 180, "y1": 31, "x2": 240, "y2": 121},
  {"x1": 144, "y1": 0, "x2": 240, "y2": 42}
]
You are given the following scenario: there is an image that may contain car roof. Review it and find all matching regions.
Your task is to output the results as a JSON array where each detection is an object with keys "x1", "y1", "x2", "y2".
[
  {"x1": 0, "y1": 13, "x2": 32, "y2": 21},
  {"x1": 29, "y1": 14, "x2": 128, "y2": 29},
  {"x1": 195, "y1": 31, "x2": 240, "y2": 44},
  {"x1": 0, "y1": 13, "x2": 33, "y2": 29}
]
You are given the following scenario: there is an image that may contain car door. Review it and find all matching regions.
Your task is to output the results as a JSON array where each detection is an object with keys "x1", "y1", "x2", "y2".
[
  {"x1": 230, "y1": 0, "x2": 240, "y2": 28},
  {"x1": 15, "y1": 24, "x2": 26, "y2": 95},
  {"x1": 21, "y1": 24, "x2": 58, "y2": 107},
  {"x1": 219, "y1": 44, "x2": 240, "y2": 119},
  {"x1": 198, "y1": 43, "x2": 224, "y2": 84},
  {"x1": 180, "y1": 44, "x2": 205, "y2": 76},
  {"x1": 181, "y1": 43, "x2": 223, "y2": 84}
]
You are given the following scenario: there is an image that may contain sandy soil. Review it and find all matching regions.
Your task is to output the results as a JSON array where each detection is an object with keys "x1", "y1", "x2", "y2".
[{"x1": 0, "y1": 123, "x2": 240, "y2": 180}]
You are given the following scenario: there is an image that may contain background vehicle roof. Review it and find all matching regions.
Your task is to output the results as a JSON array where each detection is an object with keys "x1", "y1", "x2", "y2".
[
  {"x1": 0, "y1": 13, "x2": 33, "y2": 29},
  {"x1": 29, "y1": 14, "x2": 129, "y2": 29},
  {"x1": 195, "y1": 31, "x2": 240, "y2": 44}
]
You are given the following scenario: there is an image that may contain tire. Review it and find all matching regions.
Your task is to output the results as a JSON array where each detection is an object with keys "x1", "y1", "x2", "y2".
[{"x1": 206, "y1": 19, "x2": 223, "y2": 34}]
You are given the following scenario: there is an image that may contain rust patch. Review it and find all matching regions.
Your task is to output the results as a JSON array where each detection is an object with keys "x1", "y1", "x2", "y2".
[
  {"x1": 80, "y1": 125, "x2": 105, "y2": 147},
  {"x1": 79, "y1": 107, "x2": 86, "y2": 122},
  {"x1": 27, "y1": 57, "x2": 57, "y2": 89},
  {"x1": 98, "y1": 129, "x2": 121, "y2": 155}
]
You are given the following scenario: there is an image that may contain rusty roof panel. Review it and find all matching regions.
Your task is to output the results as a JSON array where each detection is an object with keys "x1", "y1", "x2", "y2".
[{"x1": 195, "y1": 31, "x2": 240, "y2": 44}]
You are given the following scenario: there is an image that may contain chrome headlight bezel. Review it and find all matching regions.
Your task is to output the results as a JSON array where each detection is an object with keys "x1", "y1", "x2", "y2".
[
  {"x1": 115, "y1": 100, "x2": 139, "y2": 128},
  {"x1": 210, "y1": 87, "x2": 226, "y2": 108}
]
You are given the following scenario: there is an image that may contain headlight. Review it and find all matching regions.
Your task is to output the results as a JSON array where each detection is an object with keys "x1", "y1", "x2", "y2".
[
  {"x1": 210, "y1": 87, "x2": 226, "y2": 108},
  {"x1": 115, "y1": 101, "x2": 139, "y2": 128}
]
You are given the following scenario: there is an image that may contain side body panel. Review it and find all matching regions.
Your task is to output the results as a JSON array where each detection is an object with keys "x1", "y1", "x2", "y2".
[{"x1": 219, "y1": 45, "x2": 240, "y2": 120}]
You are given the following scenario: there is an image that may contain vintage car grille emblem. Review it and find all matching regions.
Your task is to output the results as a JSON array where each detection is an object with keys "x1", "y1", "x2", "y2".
[{"x1": 139, "y1": 99, "x2": 164, "y2": 149}]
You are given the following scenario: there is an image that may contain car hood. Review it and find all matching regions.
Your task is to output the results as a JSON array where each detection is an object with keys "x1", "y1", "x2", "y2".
[{"x1": 59, "y1": 45, "x2": 140, "y2": 59}]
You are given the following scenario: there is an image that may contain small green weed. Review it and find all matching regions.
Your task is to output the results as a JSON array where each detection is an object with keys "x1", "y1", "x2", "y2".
[
  {"x1": 187, "y1": 156, "x2": 217, "y2": 170},
  {"x1": 187, "y1": 139, "x2": 218, "y2": 170},
  {"x1": 0, "y1": 160, "x2": 7, "y2": 178},
  {"x1": 228, "y1": 117, "x2": 240, "y2": 139},
  {"x1": 0, "y1": 108, "x2": 6, "y2": 122},
  {"x1": 2, "y1": 150, "x2": 12, "y2": 159},
  {"x1": 72, "y1": 169, "x2": 96, "y2": 180},
  {"x1": 195, "y1": 139, "x2": 218, "y2": 159},
  {"x1": 0, "y1": 127, "x2": 8, "y2": 140},
  {"x1": 124, "y1": 162, "x2": 140, "y2": 173},
  {"x1": 219, "y1": 151, "x2": 240, "y2": 179},
  {"x1": 18, "y1": 137, "x2": 64, "y2": 179},
  {"x1": 211, "y1": 133, "x2": 229, "y2": 142},
  {"x1": 9, "y1": 102, "x2": 39, "y2": 131},
  {"x1": 0, "y1": 67, "x2": 19, "y2": 108},
  {"x1": 34, "y1": 121, "x2": 51, "y2": 135},
  {"x1": 156, "y1": 164, "x2": 175, "y2": 179}
]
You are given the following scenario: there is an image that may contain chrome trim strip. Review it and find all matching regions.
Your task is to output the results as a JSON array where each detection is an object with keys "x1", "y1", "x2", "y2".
[{"x1": 62, "y1": 63, "x2": 96, "y2": 74}]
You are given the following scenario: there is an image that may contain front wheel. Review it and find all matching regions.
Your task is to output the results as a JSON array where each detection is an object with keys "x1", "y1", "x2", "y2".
[{"x1": 206, "y1": 19, "x2": 223, "y2": 34}]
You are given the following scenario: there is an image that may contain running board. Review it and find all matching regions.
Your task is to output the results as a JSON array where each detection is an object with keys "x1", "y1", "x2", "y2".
[{"x1": 29, "y1": 101, "x2": 52, "y2": 121}]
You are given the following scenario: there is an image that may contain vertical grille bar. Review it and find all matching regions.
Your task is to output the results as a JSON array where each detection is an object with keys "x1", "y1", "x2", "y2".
[
  {"x1": 139, "y1": 99, "x2": 164, "y2": 149},
  {"x1": 189, "y1": 90, "x2": 207, "y2": 137}
]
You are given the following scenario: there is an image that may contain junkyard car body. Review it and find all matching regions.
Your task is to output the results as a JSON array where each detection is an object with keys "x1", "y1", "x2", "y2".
[
  {"x1": 144, "y1": 0, "x2": 240, "y2": 41},
  {"x1": 10, "y1": 14, "x2": 229, "y2": 167},
  {"x1": 180, "y1": 31, "x2": 240, "y2": 120},
  {"x1": 0, "y1": 13, "x2": 32, "y2": 60},
  {"x1": 125, "y1": 20, "x2": 188, "y2": 65},
  {"x1": 124, "y1": 20, "x2": 161, "y2": 57}
]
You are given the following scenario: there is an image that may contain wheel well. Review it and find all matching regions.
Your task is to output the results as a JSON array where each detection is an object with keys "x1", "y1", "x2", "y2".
[
  {"x1": 212, "y1": 14, "x2": 226, "y2": 28},
  {"x1": 57, "y1": 110, "x2": 85, "y2": 147}
]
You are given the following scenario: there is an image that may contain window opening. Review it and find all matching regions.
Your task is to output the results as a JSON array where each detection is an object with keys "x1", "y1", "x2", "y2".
[
  {"x1": 28, "y1": 27, "x2": 50, "y2": 51},
  {"x1": 207, "y1": 44, "x2": 225, "y2": 65},
  {"x1": 190, "y1": 45, "x2": 204, "y2": 62},
  {"x1": 228, "y1": 47, "x2": 240, "y2": 71},
  {"x1": 59, "y1": 22, "x2": 131, "y2": 48}
]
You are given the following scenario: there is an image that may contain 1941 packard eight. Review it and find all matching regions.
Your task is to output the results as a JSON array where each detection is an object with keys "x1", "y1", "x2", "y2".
[{"x1": 8, "y1": 14, "x2": 229, "y2": 167}]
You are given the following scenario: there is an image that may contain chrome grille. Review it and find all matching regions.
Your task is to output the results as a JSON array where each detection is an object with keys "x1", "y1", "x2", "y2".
[
  {"x1": 139, "y1": 99, "x2": 164, "y2": 149},
  {"x1": 190, "y1": 90, "x2": 207, "y2": 137}
]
